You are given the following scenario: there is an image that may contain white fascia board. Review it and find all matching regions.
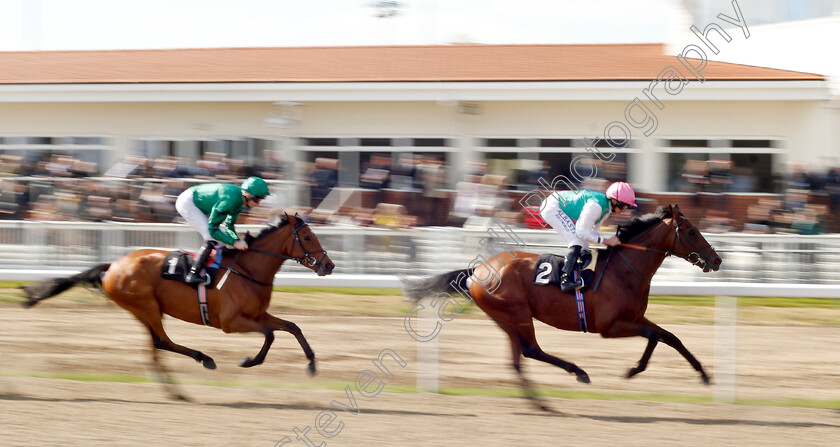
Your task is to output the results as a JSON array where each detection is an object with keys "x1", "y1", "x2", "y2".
[{"x1": 0, "y1": 80, "x2": 828, "y2": 103}]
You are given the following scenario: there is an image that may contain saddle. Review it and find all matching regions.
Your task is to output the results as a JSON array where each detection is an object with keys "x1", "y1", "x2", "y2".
[
  {"x1": 533, "y1": 250, "x2": 598, "y2": 292},
  {"x1": 160, "y1": 249, "x2": 223, "y2": 289}
]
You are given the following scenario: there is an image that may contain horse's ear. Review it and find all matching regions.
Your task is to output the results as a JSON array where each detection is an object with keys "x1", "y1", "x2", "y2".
[
  {"x1": 295, "y1": 212, "x2": 301, "y2": 218},
  {"x1": 673, "y1": 204, "x2": 681, "y2": 213}
]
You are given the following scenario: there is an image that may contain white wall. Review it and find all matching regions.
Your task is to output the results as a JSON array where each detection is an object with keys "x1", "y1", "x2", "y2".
[{"x1": 0, "y1": 96, "x2": 831, "y2": 188}]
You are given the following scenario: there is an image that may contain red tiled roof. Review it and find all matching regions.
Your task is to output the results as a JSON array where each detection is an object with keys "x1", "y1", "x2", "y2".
[{"x1": 0, "y1": 43, "x2": 824, "y2": 84}]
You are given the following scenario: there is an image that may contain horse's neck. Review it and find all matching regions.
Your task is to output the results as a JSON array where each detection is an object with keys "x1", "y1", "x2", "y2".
[
  {"x1": 619, "y1": 227, "x2": 672, "y2": 284},
  {"x1": 238, "y1": 235, "x2": 288, "y2": 283}
]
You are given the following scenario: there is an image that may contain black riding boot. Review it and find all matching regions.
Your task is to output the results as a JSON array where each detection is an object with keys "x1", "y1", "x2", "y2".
[
  {"x1": 560, "y1": 245, "x2": 584, "y2": 293},
  {"x1": 185, "y1": 242, "x2": 214, "y2": 285}
]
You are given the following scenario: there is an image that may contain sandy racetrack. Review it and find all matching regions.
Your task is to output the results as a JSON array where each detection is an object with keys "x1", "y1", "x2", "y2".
[{"x1": 1, "y1": 302, "x2": 838, "y2": 447}]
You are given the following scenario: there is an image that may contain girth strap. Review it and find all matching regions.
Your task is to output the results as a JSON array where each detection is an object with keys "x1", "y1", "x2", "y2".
[
  {"x1": 573, "y1": 270, "x2": 589, "y2": 333},
  {"x1": 197, "y1": 284, "x2": 211, "y2": 326}
]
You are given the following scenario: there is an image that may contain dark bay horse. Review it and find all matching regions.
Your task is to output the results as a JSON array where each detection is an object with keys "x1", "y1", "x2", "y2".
[
  {"x1": 21, "y1": 213, "x2": 334, "y2": 399},
  {"x1": 402, "y1": 205, "x2": 721, "y2": 408}
]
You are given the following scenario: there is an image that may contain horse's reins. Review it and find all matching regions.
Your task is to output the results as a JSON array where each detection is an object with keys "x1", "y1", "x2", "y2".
[
  {"x1": 620, "y1": 217, "x2": 714, "y2": 262},
  {"x1": 613, "y1": 216, "x2": 715, "y2": 284},
  {"x1": 218, "y1": 219, "x2": 328, "y2": 287}
]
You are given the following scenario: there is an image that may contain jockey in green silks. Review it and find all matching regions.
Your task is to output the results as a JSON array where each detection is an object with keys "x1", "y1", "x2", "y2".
[
  {"x1": 175, "y1": 176, "x2": 270, "y2": 284},
  {"x1": 539, "y1": 181, "x2": 637, "y2": 292}
]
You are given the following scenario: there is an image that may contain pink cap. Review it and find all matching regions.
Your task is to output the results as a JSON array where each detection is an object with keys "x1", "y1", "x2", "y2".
[{"x1": 606, "y1": 181, "x2": 637, "y2": 207}]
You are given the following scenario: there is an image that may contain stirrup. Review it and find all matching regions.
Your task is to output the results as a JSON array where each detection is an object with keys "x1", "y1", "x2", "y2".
[
  {"x1": 185, "y1": 270, "x2": 210, "y2": 285},
  {"x1": 560, "y1": 276, "x2": 582, "y2": 293}
]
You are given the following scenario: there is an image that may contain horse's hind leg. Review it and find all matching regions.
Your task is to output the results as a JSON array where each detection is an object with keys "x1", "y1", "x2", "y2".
[
  {"x1": 144, "y1": 315, "x2": 217, "y2": 370},
  {"x1": 142, "y1": 323, "x2": 188, "y2": 401},
  {"x1": 517, "y1": 321, "x2": 590, "y2": 384},
  {"x1": 493, "y1": 319, "x2": 551, "y2": 412}
]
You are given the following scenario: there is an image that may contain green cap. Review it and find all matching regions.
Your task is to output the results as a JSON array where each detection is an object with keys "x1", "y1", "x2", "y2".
[{"x1": 241, "y1": 176, "x2": 269, "y2": 197}]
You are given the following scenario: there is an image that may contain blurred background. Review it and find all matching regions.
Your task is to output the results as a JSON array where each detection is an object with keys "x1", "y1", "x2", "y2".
[
  {"x1": 0, "y1": 0, "x2": 838, "y2": 286},
  {"x1": 0, "y1": 2, "x2": 838, "y2": 446}
]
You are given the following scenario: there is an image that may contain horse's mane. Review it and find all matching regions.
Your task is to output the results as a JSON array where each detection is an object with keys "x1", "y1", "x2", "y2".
[
  {"x1": 616, "y1": 207, "x2": 671, "y2": 243},
  {"x1": 246, "y1": 214, "x2": 292, "y2": 243}
]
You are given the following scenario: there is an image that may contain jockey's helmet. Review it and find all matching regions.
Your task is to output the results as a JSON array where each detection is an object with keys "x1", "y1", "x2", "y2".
[
  {"x1": 606, "y1": 181, "x2": 637, "y2": 208},
  {"x1": 242, "y1": 176, "x2": 270, "y2": 198}
]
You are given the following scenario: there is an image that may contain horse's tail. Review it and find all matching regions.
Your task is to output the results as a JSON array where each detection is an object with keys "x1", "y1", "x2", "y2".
[
  {"x1": 399, "y1": 268, "x2": 473, "y2": 302},
  {"x1": 19, "y1": 263, "x2": 111, "y2": 308}
]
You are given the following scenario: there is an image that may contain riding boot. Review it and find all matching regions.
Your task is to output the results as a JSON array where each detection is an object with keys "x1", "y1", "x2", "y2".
[
  {"x1": 560, "y1": 245, "x2": 584, "y2": 293},
  {"x1": 185, "y1": 242, "x2": 214, "y2": 285}
]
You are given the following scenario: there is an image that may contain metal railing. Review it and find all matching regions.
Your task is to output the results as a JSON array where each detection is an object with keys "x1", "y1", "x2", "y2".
[{"x1": 0, "y1": 221, "x2": 839, "y2": 285}]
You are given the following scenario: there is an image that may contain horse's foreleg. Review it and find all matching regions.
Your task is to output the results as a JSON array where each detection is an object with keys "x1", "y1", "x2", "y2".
[
  {"x1": 261, "y1": 313, "x2": 316, "y2": 375},
  {"x1": 627, "y1": 335, "x2": 657, "y2": 378},
  {"x1": 600, "y1": 319, "x2": 659, "y2": 378},
  {"x1": 602, "y1": 318, "x2": 710, "y2": 384},
  {"x1": 639, "y1": 317, "x2": 710, "y2": 384},
  {"x1": 221, "y1": 313, "x2": 316, "y2": 375}
]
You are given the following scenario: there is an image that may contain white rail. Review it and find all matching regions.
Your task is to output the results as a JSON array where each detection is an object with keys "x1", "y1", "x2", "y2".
[{"x1": 1, "y1": 221, "x2": 839, "y2": 296}]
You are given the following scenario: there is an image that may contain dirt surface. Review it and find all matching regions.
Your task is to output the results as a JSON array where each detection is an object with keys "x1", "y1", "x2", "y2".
[{"x1": 1, "y1": 301, "x2": 838, "y2": 447}]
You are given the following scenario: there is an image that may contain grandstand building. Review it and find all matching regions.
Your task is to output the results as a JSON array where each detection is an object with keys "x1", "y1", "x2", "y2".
[{"x1": 0, "y1": 43, "x2": 832, "y2": 196}]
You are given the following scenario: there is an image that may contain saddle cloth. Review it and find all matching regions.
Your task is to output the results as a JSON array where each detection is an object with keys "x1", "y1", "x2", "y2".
[
  {"x1": 533, "y1": 250, "x2": 599, "y2": 292},
  {"x1": 160, "y1": 250, "x2": 222, "y2": 289}
]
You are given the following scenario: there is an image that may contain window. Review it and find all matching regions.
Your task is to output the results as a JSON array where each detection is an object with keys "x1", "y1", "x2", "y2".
[
  {"x1": 539, "y1": 139, "x2": 572, "y2": 148},
  {"x1": 662, "y1": 138, "x2": 780, "y2": 192},
  {"x1": 0, "y1": 135, "x2": 113, "y2": 175},
  {"x1": 413, "y1": 138, "x2": 448, "y2": 147},
  {"x1": 482, "y1": 138, "x2": 519, "y2": 148},
  {"x1": 668, "y1": 139, "x2": 709, "y2": 148},
  {"x1": 302, "y1": 138, "x2": 339, "y2": 147},
  {"x1": 360, "y1": 138, "x2": 392, "y2": 147},
  {"x1": 666, "y1": 153, "x2": 776, "y2": 193},
  {"x1": 731, "y1": 139, "x2": 775, "y2": 148}
]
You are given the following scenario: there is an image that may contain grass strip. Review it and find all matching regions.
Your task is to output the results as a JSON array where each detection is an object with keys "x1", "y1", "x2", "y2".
[{"x1": 2, "y1": 370, "x2": 837, "y2": 410}]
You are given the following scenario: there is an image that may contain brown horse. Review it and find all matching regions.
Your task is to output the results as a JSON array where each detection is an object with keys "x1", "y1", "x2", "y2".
[
  {"x1": 21, "y1": 213, "x2": 334, "y2": 399},
  {"x1": 402, "y1": 204, "x2": 721, "y2": 409}
]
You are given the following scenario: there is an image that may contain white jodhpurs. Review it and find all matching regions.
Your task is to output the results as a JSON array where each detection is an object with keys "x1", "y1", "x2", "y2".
[
  {"x1": 175, "y1": 189, "x2": 214, "y2": 242},
  {"x1": 540, "y1": 194, "x2": 588, "y2": 250}
]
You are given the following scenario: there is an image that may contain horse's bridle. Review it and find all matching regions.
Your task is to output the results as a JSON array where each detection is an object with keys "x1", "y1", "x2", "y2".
[
  {"x1": 250, "y1": 219, "x2": 328, "y2": 269},
  {"x1": 220, "y1": 219, "x2": 329, "y2": 287},
  {"x1": 620, "y1": 216, "x2": 715, "y2": 269},
  {"x1": 669, "y1": 216, "x2": 715, "y2": 269}
]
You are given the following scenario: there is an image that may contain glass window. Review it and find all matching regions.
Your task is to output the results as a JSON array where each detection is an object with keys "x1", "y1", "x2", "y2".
[
  {"x1": 360, "y1": 138, "x2": 392, "y2": 147},
  {"x1": 302, "y1": 138, "x2": 339, "y2": 147},
  {"x1": 483, "y1": 138, "x2": 518, "y2": 148},
  {"x1": 668, "y1": 139, "x2": 709, "y2": 148},
  {"x1": 666, "y1": 153, "x2": 775, "y2": 193},
  {"x1": 412, "y1": 138, "x2": 449, "y2": 147}
]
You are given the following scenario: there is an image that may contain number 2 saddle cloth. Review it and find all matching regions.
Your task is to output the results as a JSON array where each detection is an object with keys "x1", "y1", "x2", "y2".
[{"x1": 532, "y1": 250, "x2": 599, "y2": 292}]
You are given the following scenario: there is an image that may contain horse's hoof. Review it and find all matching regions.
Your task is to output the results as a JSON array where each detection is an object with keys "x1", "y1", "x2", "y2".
[
  {"x1": 700, "y1": 373, "x2": 711, "y2": 385},
  {"x1": 626, "y1": 367, "x2": 643, "y2": 378},
  {"x1": 239, "y1": 356, "x2": 254, "y2": 368},
  {"x1": 576, "y1": 371, "x2": 591, "y2": 384},
  {"x1": 19, "y1": 299, "x2": 37, "y2": 309},
  {"x1": 307, "y1": 361, "x2": 317, "y2": 376},
  {"x1": 202, "y1": 357, "x2": 217, "y2": 370}
]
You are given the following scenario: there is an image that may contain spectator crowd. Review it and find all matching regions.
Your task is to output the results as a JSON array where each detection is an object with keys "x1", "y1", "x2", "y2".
[{"x1": 1, "y1": 150, "x2": 840, "y2": 235}]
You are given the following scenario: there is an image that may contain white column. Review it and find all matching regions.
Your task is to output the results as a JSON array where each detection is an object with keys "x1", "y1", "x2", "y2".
[
  {"x1": 416, "y1": 306, "x2": 439, "y2": 393},
  {"x1": 630, "y1": 138, "x2": 667, "y2": 191},
  {"x1": 714, "y1": 295, "x2": 737, "y2": 403}
]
